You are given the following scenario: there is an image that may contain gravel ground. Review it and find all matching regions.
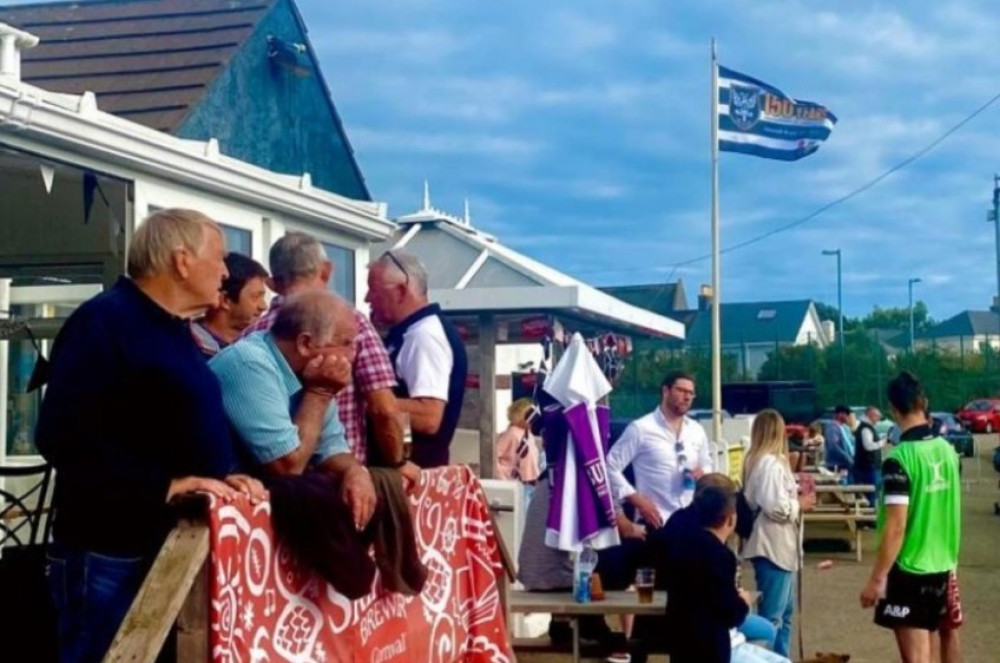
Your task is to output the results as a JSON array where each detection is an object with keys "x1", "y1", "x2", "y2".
[{"x1": 518, "y1": 435, "x2": 1000, "y2": 663}]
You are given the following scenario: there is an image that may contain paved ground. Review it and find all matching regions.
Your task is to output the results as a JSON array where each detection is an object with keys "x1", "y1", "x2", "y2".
[{"x1": 518, "y1": 435, "x2": 1000, "y2": 663}]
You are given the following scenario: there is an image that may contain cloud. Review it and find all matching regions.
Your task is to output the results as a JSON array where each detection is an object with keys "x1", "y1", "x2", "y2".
[
  {"x1": 349, "y1": 128, "x2": 545, "y2": 160},
  {"x1": 296, "y1": 0, "x2": 1000, "y2": 318}
]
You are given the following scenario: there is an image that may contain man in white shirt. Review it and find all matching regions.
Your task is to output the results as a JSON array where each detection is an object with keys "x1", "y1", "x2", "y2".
[
  {"x1": 366, "y1": 250, "x2": 468, "y2": 468},
  {"x1": 607, "y1": 370, "x2": 714, "y2": 529}
]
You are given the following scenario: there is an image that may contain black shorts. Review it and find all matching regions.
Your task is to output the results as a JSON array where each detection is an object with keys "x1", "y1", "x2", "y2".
[{"x1": 874, "y1": 565, "x2": 949, "y2": 631}]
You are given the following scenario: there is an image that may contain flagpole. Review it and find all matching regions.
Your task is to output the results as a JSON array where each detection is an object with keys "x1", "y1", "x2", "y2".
[{"x1": 710, "y1": 38, "x2": 723, "y2": 450}]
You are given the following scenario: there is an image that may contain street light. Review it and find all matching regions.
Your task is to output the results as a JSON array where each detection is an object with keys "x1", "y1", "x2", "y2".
[
  {"x1": 908, "y1": 277, "x2": 922, "y2": 352},
  {"x1": 821, "y1": 249, "x2": 844, "y2": 347},
  {"x1": 822, "y1": 249, "x2": 845, "y2": 400}
]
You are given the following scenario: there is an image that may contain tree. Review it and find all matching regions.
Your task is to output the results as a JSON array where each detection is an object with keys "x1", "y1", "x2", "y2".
[
  {"x1": 814, "y1": 301, "x2": 933, "y2": 332},
  {"x1": 863, "y1": 302, "x2": 932, "y2": 331}
]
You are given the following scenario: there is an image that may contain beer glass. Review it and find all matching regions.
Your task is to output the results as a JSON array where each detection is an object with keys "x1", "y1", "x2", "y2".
[{"x1": 635, "y1": 567, "x2": 655, "y2": 604}]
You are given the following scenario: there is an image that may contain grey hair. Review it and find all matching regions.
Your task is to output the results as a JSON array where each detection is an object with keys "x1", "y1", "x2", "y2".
[
  {"x1": 127, "y1": 208, "x2": 222, "y2": 279},
  {"x1": 270, "y1": 290, "x2": 344, "y2": 343},
  {"x1": 376, "y1": 249, "x2": 429, "y2": 296},
  {"x1": 268, "y1": 231, "x2": 327, "y2": 288}
]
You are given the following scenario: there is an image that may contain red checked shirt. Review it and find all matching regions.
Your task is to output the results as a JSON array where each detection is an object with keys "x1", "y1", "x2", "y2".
[{"x1": 241, "y1": 297, "x2": 396, "y2": 462}]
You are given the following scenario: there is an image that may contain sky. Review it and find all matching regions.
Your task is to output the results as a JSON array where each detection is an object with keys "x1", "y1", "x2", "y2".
[
  {"x1": 7, "y1": 0, "x2": 1000, "y2": 320},
  {"x1": 293, "y1": 0, "x2": 1000, "y2": 321}
]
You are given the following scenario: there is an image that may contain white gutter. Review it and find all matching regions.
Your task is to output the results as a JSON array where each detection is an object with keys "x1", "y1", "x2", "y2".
[{"x1": 0, "y1": 82, "x2": 395, "y2": 241}]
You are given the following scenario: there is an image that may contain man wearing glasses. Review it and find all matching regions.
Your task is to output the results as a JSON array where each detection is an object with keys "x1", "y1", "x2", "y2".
[
  {"x1": 366, "y1": 250, "x2": 468, "y2": 468},
  {"x1": 606, "y1": 370, "x2": 714, "y2": 530}
]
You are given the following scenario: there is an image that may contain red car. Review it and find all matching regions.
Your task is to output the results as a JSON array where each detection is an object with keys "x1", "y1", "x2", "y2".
[{"x1": 956, "y1": 398, "x2": 1000, "y2": 433}]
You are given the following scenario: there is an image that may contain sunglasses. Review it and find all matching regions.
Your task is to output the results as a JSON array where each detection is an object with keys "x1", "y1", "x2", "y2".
[
  {"x1": 675, "y1": 440, "x2": 687, "y2": 467},
  {"x1": 381, "y1": 250, "x2": 410, "y2": 287}
]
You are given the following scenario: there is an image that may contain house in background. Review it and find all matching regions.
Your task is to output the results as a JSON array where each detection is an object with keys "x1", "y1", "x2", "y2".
[
  {"x1": 607, "y1": 282, "x2": 831, "y2": 378},
  {"x1": 601, "y1": 281, "x2": 689, "y2": 317},
  {"x1": 895, "y1": 310, "x2": 1000, "y2": 353},
  {"x1": 679, "y1": 298, "x2": 831, "y2": 378},
  {"x1": 0, "y1": 0, "x2": 369, "y2": 200}
]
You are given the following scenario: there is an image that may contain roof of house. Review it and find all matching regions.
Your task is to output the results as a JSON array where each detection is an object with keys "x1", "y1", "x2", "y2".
[
  {"x1": 373, "y1": 189, "x2": 685, "y2": 339},
  {"x1": 599, "y1": 282, "x2": 688, "y2": 316},
  {"x1": 679, "y1": 300, "x2": 819, "y2": 347},
  {"x1": 0, "y1": 0, "x2": 276, "y2": 132},
  {"x1": 894, "y1": 310, "x2": 1000, "y2": 346}
]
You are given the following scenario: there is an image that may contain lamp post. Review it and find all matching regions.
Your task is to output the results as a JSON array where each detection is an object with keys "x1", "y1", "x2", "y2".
[
  {"x1": 991, "y1": 175, "x2": 1000, "y2": 311},
  {"x1": 821, "y1": 249, "x2": 843, "y2": 349},
  {"x1": 908, "y1": 277, "x2": 922, "y2": 352},
  {"x1": 822, "y1": 249, "x2": 846, "y2": 398}
]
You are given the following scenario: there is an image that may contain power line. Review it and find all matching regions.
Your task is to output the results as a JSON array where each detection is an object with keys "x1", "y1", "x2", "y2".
[{"x1": 581, "y1": 86, "x2": 1000, "y2": 278}]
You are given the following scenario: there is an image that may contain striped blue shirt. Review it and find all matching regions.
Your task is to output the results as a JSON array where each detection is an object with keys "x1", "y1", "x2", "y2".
[{"x1": 209, "y1": 332, "x2": 347, "y2": 466}]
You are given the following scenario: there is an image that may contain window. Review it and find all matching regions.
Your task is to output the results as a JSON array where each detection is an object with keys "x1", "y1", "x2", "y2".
[
  {"x1": 220, "y1": 224, "x2": 252, "y2": 257},
  {"x1": 5, "y1": 298, "x2": 97, "y2": 457},
  {"x1": 322, "y1": 242, "x2": 355, "y2": 303},
  {"x1": 757, "y1": 309, "x2": 776, "y2": 320}
]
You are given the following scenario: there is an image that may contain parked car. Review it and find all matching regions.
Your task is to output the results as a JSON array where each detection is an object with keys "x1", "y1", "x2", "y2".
[
  {"x1": 931, "y1": 412, "x2": 974, "y2": 458},
  {"x1": 956, "y1": 398, "x2": 1000, "y2": 434}
]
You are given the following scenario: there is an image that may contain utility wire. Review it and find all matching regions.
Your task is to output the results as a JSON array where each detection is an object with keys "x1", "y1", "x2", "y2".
[{"x1": 581, "y1": 87, "x2": 1000, "y2": 278}]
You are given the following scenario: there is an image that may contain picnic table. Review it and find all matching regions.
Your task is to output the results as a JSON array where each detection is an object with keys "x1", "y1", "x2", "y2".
[
  {"x1": 803, "y1": 483, "x2": 876, "y2": 561},
  {"x1": 508, "y1": 589, "x2": 666, "y2": 663}
]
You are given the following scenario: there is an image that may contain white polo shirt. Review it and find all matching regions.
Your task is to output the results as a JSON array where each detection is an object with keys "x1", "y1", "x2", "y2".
[{"x1": 606, "y1": 407, "x2": 713, "y2": 525}]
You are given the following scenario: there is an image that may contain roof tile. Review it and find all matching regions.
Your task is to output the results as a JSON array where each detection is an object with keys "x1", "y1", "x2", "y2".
[{"x1": 0, "y1": 0, "x2": 275, "y2": 132}]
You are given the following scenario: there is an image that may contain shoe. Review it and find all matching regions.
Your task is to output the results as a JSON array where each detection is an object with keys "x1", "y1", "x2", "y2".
[{"x1": 606, "y1": 653, "x2": 631, "y2": 663}]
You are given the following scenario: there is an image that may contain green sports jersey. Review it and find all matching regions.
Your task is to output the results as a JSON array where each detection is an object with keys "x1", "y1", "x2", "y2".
[{"x1": 878, "y1": 435, "x2": 961, "y2": 574}]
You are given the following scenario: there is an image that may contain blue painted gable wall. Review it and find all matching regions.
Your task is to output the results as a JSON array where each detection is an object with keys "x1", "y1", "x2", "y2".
[{"x1": 175, "y1": 0, "x2": 369, "y2": 200}]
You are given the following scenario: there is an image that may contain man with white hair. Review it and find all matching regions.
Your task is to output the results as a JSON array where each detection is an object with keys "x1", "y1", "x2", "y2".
[
  {"x1": 242, "y1": 231, "x2": 408, "y2": 475},
  {"x1": 366, "y1": 250, "x2": 468, "y2": 468},
  {"x1": 36, "y1": 208, "x2": 265, "y2": 663}
]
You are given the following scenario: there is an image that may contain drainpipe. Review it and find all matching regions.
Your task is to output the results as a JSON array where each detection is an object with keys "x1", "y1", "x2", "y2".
[{"x1": 0, "y1": 22, "x2": 40, "y2": 82}]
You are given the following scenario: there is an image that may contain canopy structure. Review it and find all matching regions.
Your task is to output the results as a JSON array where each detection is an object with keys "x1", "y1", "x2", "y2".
[{"x1": 375, "y1": 187, "x2": 685, "y2": 475}]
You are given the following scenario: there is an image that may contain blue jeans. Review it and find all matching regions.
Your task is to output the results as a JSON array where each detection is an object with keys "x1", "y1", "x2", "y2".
[
  {"x1": 739, "y1": 613, "x2": 777, "y2": 648},
  {"x1": 47, "y1": 544, "x2": 150, "y2": 663},
  {"x1": 731, "y1": 642, "x2": 791, "y2": 663},
  {"x1": 751, "y1": 557, "x2": 795, "y2": 657}
]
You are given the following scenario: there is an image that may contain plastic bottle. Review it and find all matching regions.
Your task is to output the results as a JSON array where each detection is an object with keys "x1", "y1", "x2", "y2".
[
  {"x1": 681, "y1": 467, "x2": 696, "y2": 503},
  {"x1": 573, "y1": 546, "x2": 599, "y2": 603}
]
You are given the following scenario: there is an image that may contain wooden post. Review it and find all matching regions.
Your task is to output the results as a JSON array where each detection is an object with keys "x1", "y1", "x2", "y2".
[
  {"x1": 479, "y1": 313, "x2": 497, "y2": 478},
  {"x1": 176, "y1": 559, "x2": 210, "y2": 662},
  {"x1": 103, "y1": 518, "x2": 209, "y2": 663}
]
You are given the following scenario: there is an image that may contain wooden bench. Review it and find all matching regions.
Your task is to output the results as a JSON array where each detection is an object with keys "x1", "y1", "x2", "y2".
[
  {"x1": 803, "y1": 512, "x2": 877, "y2": 562},
  {"x1": 508, "y1": 589, "x2": 665, "y2": 663},
  {"x1": 803, "y1": 484, "x2": 877, "y2": 562}
]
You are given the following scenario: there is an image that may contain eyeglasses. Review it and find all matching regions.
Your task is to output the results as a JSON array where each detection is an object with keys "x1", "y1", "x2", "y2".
[{"x1": 381, "y1": 250, "x2": 410, "y2": 287}]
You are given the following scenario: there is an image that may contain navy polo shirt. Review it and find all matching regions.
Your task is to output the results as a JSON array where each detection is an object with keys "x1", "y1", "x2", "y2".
[
  {"x1": 36, "y1": 277, "x2": 236, "y2": 556},
  {"x1": 384, "y1": 304, "x2": 467, "y2": 468}
]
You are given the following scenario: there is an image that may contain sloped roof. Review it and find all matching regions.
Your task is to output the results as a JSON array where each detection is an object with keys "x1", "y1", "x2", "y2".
[
  {"x1": 375, "y1": 195, "x2": 685, "y2": 339},
  {"x1": 897, "y1": 310, "x2": 1000, "y2": 345},
  {"x1": 681, "y1": 300, "x2": 817, "y2": 346},
  {"x1": 0, "y1": 0, "x2": 276, "y2": 132},
  {"x1": 600, "y1": 281, "x2": 688, "y2": 316}
]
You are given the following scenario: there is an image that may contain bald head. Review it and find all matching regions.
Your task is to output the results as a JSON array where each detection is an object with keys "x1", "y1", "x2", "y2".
[{"x1": 271, "y1": 290, "x2": 352, "y2": 345}]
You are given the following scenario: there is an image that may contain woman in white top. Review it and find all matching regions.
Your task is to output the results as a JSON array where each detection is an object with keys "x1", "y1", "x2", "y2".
[{"x1": 742, "y1": 410, "x2": 816, "y2": 657}]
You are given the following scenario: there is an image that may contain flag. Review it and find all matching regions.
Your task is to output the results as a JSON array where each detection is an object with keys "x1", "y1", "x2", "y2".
[{"x1": 717, "y1": 65, "x2": 836, "y2": 161}]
